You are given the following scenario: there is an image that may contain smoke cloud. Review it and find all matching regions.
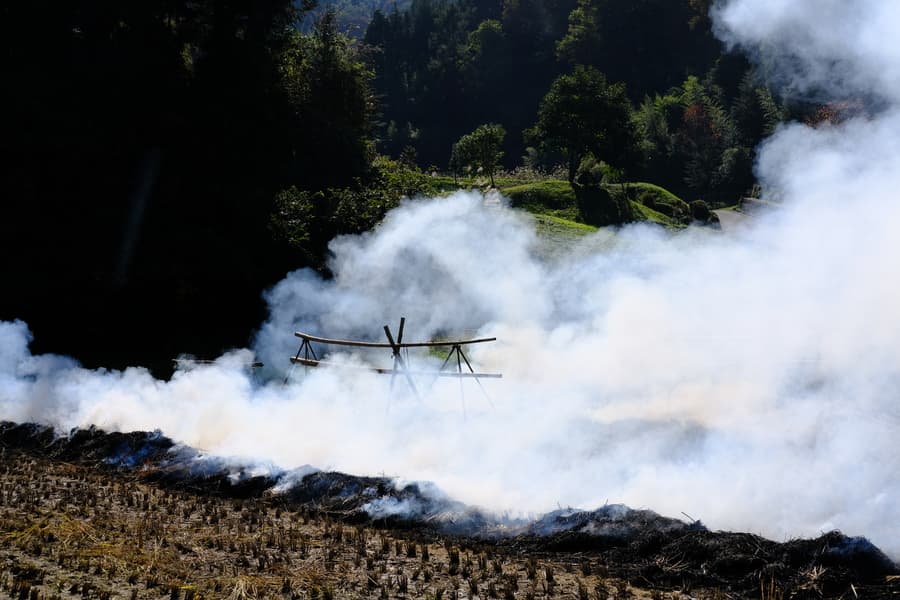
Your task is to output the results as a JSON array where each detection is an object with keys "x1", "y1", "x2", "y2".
[
  {"x1": 712, "y1": 0, "x2": 900, "y2": 103},
  {"x1": 2, "y1": 0, "x2": 900, "y2": 559}
]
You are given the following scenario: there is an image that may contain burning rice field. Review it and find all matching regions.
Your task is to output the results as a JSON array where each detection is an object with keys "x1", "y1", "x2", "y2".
[
  {"x1": 7, "y1": 3, "x2": 900, "y2": 597},
  {"x1": 0, "y1": 422, "x2": 896, "y2": 599}
]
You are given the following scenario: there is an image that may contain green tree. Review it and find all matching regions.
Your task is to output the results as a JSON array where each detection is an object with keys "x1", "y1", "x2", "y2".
[
  {"x1": 449, "y1": 142, "x2": 465, "y2": 183},
  {"x1": 529, "y1": 65, "x2": 639, "y2": 182},
  {"x1": 555, "y1": 0, "x2": 719, "y2": 100},
  {"x1": 555, "y1": 0, "x2": 602, "y2": 65},
  {"x1": 453, "y1": 123, "x2": 506, "y2": 186},
  {"x1": 287, "y1": 10, "x2": 375, "y2": 188}
]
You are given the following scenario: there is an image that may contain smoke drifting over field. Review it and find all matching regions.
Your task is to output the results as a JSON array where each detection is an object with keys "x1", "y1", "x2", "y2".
[
  {"x1": 713, "y1": 0, "x2": 900, "y2": 103},
  {"x1": 2, "y1": 0, "x2": 900, "y2": 558}
]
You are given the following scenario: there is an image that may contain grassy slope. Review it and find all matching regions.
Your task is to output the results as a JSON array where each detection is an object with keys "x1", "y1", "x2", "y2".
[
  {"x1": 501, "y1": 180, "x2": 579, "y2": 222},
  {"x1": 631, "y1": 201, "x2": 679, "y2": 226},
  {"x1": 419, "y1": 175, "x2": 686, "y2": 236},
  {"x1": 611, "y1": 182, "x2": 683, "y2": 205},
  {"x1": 603, "y1": 182, "x2": 686, "y2": 228},
  {"x1": 501, "y1": 179, "x2": 685, "y2": 231}
]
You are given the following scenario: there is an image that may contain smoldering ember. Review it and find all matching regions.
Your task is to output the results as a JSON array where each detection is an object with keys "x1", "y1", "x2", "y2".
[{"x1": 4, "y1": 0, "x2": 900, "y2": 598}]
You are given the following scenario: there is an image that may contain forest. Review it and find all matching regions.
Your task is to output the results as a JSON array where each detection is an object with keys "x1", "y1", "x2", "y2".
[{"x1": 0, "y1": 0, "x2": 825, "y2": 373}]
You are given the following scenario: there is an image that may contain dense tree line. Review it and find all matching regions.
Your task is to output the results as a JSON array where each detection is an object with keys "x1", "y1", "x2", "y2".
[
  {"x1": 364, "y1": 0, "x2": 571, "y2": 167},
  {"x1": 1, "y1": 1, "x2": 376, "y2": 371},
  {"x1": 363, "y1": 0, "x2": 790, "y2": 204},
  {"x1": 1, "y1": 0, "x2": 798, "y2": 370}
]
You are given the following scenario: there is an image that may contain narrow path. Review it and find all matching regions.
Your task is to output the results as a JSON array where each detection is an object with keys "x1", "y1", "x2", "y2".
[{"x1": 713, "y1": 208, "x2": 751, "y2": 232}]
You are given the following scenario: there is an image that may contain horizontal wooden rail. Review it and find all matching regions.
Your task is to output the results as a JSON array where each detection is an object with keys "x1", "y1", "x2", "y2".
[
  {"x1": 173, "y1": 359, "x2": 264, "y2": 368},
  {"x1": 294, "y1": 331, "x2": 496, "y2": 349},
  {"x1": 290, "y1": 357, "x2": 502, "y2": 378}
]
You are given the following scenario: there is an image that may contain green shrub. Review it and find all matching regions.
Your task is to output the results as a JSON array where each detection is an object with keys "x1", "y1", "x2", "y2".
[
  {"x1": 652, "y1": 201, "x2": 675, "y2": 217},
  {"x1": 574, "y1": 182, "x2": 634, "y2": 226},
  {"x1": 502, "y1": 180, "x2": 577, "y2": 216},
  {"x1": 270, "y1": 186, "x2": 323, "y2": 262},
  {"x1": 621, "y1": 185, "x2": 690, "y2": 224},
  {"x1": 575, "y1": 155, "x2": 604, "y2": 185},
  {"x1": 637, "y1": 190, "x2": 657, "y2": 209},
  {"x1": 632, "y1": 201, "x2": 681, "y2": 228},
  {"x1": 369, "y1": 156, "x2": 443, "y2": 198},
  {"x1": 270, "y1": 156, "x2": 445, "y2": 265},
  {"x1": 690, "y1": 199, "x2": 711, "y2": 222}
]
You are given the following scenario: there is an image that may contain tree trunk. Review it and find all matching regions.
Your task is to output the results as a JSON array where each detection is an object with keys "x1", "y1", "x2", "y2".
[{"x1": 567, "y1": 151, "x2": 579, "y2": 183}]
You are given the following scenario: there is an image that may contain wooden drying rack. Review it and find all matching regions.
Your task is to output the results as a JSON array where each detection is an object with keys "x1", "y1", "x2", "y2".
[{"x1": 289, "y1": 317, "x2": 501, "y2": 402}]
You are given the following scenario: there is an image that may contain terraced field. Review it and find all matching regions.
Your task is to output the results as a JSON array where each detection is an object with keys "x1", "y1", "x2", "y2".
[{"x1": 0, "y1": 424, "x2": 897, "y2": 599}]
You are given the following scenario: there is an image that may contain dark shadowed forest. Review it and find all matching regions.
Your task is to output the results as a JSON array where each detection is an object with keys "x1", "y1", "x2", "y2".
[{"x1": 1, "y1": 0, "x2": 830, "y2": 373}]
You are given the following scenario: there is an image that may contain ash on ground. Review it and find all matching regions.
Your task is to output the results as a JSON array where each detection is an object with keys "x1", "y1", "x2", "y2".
[{"x1": 1, "y1": 421, "x2": 896, "y2": 598}]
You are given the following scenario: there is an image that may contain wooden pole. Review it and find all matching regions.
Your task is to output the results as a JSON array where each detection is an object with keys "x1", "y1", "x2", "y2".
[
  {"x1": 456, "y1": 345, "x2": 466, "y2": 418},
  {"x1": 458, "y1": 346, "x2": 495, "y2": 408},
  {"x1": 284, "y1": 342, "x2": 304, "y2": 384},
  {"x1": 384, "y1": 325, "x2": 420, "y2": 400},
  {"x1": 388, "y1": 317, "x2": 406, "y2": 409}
]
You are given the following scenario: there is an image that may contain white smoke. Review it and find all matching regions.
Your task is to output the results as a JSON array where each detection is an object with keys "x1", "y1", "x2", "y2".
[
  {"x1": 712, "y1": 0, "x2": 900, "y2": 103},
  {"x1": 2, "y1": 0, "x2": 900, "y2": 559}
]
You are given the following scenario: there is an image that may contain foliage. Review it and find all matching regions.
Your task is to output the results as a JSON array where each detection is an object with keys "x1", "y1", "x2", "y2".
[
  {"x1": 573, "y1": 182, "x2": 635, "y2": 226},
  {"x1": 529, "y1": 66, "x2": 641, "y2": 183},
  {"x1": 503, "y1": 175, "x2": 697, "y2": 232},
  {"x1": 360, "y1": 0, "x2": 784, "y2": 204},
  {"x1": 634, "y1": 93, "x2": 685, "y2": 188},
  {"x1": 365, "y1": 0, "x2": 494, "y2": 165},
  {"x1": 642, "y1": 196, "x2": 688, "y2": 222},
  {"x1": 299, "y1": 0, "x2": 412, "y2": 38},
  {"x1": 503, "y1": 178, "x2": 686, "y2": 229},
  {"x1": 281, "y1": 11, "x2": 376, "y2": 189},
  {"x1": 690, "y1": 199, "x2": 711, "y2": 222},
  {"x1": 3, "y1": 0, "x2": 791, "y2": 369},
  {"x1": 628, "y1": 182, "x2": 689, "y2": 207},
  {"x1": 364, "y1": 0, "x2": 574, "y2": 166},
  {"x1": 502, "y1": 180, "x2": 579, "y2": 221},
  {"x1": 1, "y1": 1, "x2": 377, "y2": 370},
  {"x1": 610, "y1": 182, "x2": 690, "y2": 225},
  {"x1": 555, "y1": 0, "x2": 720, "y2": 100},
  {"x1": 452, "y1": 124, "x2": 507, "y2": 186},
  {"x1": 270, "y1": 187, "x2": 324, "y2": 265},
  {"x1": 632, "y1": 202, "x2": 683, "y2": 228},
  {"x1": 358, "y1": 0, "x2": 784, "y2": 207},
  {"x1": 533, "y1": 213, "x2": 598, "y2": 236},
  {"x1": 633, "y1": 56, "x2": 786, "y2": 205},
  {"x1": 271, "y1": 157, "x2": 444, "y2": 265},
  {"x1": 574, "y1": 155, "x2": 605, "y2": 185}
]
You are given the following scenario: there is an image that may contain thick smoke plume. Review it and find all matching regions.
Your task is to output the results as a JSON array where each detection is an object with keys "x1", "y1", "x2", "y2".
[
  {"x1": 713, "y1": 0, "x2": 900, "y2": 103},
  {"x1": 2, "y1": 0, "x2": 900, "y2": 559}
]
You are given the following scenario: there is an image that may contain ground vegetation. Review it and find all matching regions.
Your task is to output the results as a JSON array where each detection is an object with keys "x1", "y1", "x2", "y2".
[{"x1": 0, "y1": 422, "x2": 896, "y2": 600}]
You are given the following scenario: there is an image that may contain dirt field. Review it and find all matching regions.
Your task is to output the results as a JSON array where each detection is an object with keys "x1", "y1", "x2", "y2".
[
  {"x1": 0, "y1": 448, "x2": 664, "y2": 600},
  {"x1": 0, "y1": 424, "x2": 897, "y2": 599}
]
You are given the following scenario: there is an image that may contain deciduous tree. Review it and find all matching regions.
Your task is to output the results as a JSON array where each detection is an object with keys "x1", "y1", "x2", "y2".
[
  {"x1": 529, "y1": 66, "x2": 639, "y2": 182},
  {"x1": 453, "y1": 124, "x2": 506, "y2": 186}
]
